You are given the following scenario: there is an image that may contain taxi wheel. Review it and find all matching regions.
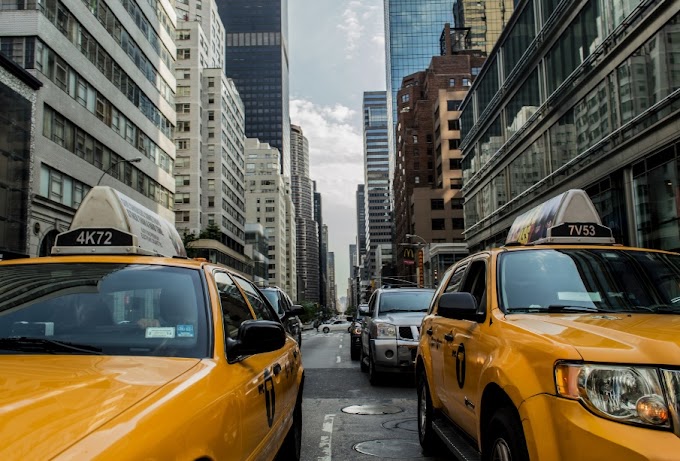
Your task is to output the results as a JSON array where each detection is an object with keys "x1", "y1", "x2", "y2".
[
  {"x1": 417, "y1": 371, "x2": 439, "y2": 450},
  {"x1": 483, "y1": 407, "x2": 529, "y2": 461},
  {"x1": 322, "y1": 327, "x2": 330, "y2": 334},
  {"x1": 277, "y1": 397, "x2": 302, "y2": 461}
]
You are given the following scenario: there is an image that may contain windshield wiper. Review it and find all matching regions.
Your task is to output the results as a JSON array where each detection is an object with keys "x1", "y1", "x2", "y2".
[
  {"x1": 0, "y1": 337, "x2": 102, "y2": 355},
  {"x1": 506, "y1": 305, "x2": 614, "y2": 314},
  {"x1": 643, "y1": 304, "x2": 680, "y2": 314}
]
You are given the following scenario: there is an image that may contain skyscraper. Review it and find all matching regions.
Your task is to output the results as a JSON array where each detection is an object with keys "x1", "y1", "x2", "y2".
[
  {"x1": 173, "y1": 0, "x2": 247, "y2": 257},
  {"x1": 362, "y1": 91, "x2": 392, "y2": 288},
  {"x1": 216, "y1": 0, "x2": 291, "y2": 178},
  {"x1": 384, "y1": 0, "x2": 452, "y2": 178},
  {"x1": 291, "y1": 125, "x2": 319, "y2": 303}
]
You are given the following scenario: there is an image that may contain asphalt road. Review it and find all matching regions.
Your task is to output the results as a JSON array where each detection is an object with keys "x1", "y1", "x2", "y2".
[{"x1": 299, "y1": 329, "x2": 448, "y2": 461}]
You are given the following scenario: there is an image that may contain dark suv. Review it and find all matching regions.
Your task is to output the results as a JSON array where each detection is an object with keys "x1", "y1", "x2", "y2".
[{"x1": 261, "y1": 286, "x2": 304, "y2": 345}]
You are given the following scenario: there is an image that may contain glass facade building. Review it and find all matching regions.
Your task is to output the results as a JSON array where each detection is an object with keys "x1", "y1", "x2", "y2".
[
  {"x1": 459, "y1": 0, "x2": 680, "y2": 252},
  {"x1": 216, "y1": 0, "x2": 291, "y2": 178},
  {"x1": 363, "y1": 91, "x2": 393, "y2": 285},
  {"x1": 384, "y1": 0, "x2": 453, "y2": 178}
]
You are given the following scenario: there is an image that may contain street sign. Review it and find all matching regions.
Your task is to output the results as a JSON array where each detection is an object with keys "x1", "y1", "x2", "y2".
[{"x1": 418, "y1": 249, "x2": 424, "y2": 288}]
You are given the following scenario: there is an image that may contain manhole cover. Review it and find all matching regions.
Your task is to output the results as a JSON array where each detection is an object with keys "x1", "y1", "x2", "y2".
[
  {"x1": 342, "y1": 404, "x2": 404, "y2": 415},
  {"x1": 354, "y1": 440, "x2": 425, "y2": 458},
  {"x1": 383, "y1": 417, "x2": 418, "y2": 432}
]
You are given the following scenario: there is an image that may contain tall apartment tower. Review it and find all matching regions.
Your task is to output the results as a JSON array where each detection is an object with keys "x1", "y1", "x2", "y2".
[
  {"x1": 327, "y1": 251, "x2": 336, "y2": 313},
  {"x1": 452, "y1": 0, "x2": 514, "y2": 55},
  {"x1": 215, "y1": 0, "x2": 291, "y2": 178},
  {"x1": 384, "y1": 0, "x2": 452, "y2": 180},
  {"x1": 244, "y1": 138, "x2": 295, "y2": 294},
  {"x1": 0, "y1": 0, "x2": 176, "y2": 256},
  {"x1": 362, "y1": 91, "x2": 393, "y2": 288},
  {"x1": 290, "y1": 125, "x2": 319, "y2": 303},
  {"x1": 314, "y1": 182, "x2": 327, "y2": 309},
  {"x1": 355, "y1": 184, "x2": 366, "y2": 265},
  {"x1": 173, "y1": 0, "x2": 247, "y2": 256}
]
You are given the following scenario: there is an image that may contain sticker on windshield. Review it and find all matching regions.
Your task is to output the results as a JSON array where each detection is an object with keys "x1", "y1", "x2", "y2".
[
  {"x1": 176, "y1": 324, "x2": 195, "y2": 338},
  {"x1": 145, "y1": 327, "x2": 176, "y2": 338},
  {"x1": 558, "y1": 292, "x2": 602, "y2": 302}
]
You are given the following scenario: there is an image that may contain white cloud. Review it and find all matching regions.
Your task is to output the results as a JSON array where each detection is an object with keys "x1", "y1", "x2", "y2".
[
  {"x1": 290, "y1": 98, "x2": 364, "y2": 290},
  {"x1": 337, "y1": 1, "x2": 383, "y2": 60}
]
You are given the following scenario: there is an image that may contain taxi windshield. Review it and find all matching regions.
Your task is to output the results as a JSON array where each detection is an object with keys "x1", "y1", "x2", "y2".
[
  {"x1": 499, "y1": 249, "x2": 680, "y2": 314},
  {"x1": 0, "y1": 263, "x2": 209, "y2": 358}
]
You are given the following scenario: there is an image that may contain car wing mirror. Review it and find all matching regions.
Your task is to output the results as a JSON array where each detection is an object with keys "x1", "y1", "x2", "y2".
[
  {"x1": 358, "y1": 305, "x2": 370, "y2": 316},
  {"x1": 290, "y1": 304, "x2": 304, "y2": 316},
  {"x1": 227, "y1": 320, "x2": 285, "y2": 362},
  {"x1": 437, "y1": 292, "x2": 480, "y2": 322}
]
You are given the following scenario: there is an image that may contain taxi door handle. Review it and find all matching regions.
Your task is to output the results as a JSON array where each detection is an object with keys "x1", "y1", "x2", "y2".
[
  {"x1": 273, "y1": 363, "x2": 282, "y2": 376},
  {"x1": 444, "y1": 333, "x2": 454, "y2": 342},
  {"x1": 426, "y1": 328, "x2": 433, "y2": 336}
]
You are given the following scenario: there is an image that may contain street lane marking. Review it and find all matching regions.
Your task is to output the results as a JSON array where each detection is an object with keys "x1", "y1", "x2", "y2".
[
  {"x1": 318, "y1": 414, "x2": 335, "y2": 461},
  {"x1": 336, "y1": 356, "x2": 341, "y2": 363}
]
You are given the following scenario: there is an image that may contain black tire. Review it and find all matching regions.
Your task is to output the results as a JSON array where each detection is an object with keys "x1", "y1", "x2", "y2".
[
  {"x1": 322, "y1": 326, "x2": 330, "y2": 334},
  {"x1": 277, "y1": 396, "x2": 302, "y2": 461},
  {"x1": 360, "y1": 346, "x2": 368, "y2": 372},
  {"x1": 417, "y1": 371, "x2": 440, "y2": 451},
  {"x1": 350, "y1": 345, "x2": 360, "y2": 361},
  {"x1": 483, "y1": 407, "x2": 530, "y2": 461},
  {"x1": 368, "y1": 352, "x2": 380, "y2": 386}
]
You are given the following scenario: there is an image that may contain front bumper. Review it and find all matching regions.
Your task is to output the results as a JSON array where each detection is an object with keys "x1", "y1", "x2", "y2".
[
  {"x1": 371, "y1": 338, "x2": 418, "y2": 372},
  {"x1": 520, "y1": 394, "x2": 680, "y2": 461}
]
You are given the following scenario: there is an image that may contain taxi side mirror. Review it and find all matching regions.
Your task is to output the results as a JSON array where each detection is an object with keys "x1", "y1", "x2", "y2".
[
  {"x1": 437, "y1": 292, "x2": 479, "y2": 321},
  {"x1": 290, "y1": 304, "x2": 304, "y2": 316},
  {"x1": 227, "y1": 320, "x2": 285, "y2": 362}
]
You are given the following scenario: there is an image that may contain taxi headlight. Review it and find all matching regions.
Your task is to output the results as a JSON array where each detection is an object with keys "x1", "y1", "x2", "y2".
[
  {"x1": 555, "y1": 363, "x2": 670, "y2": 428},
  {"x1": 374, "y1": 322, "x2": 396, "y2": 339}
]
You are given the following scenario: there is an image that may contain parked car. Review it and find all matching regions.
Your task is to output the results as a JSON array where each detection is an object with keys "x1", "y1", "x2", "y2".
[
  {"x1": 360, "y1": 288, "x2": 435, "y2": 385},
  {"x1": 350, "y1": 305, "x2": 367, "y2": 360},
  {"x1": 261, "y1": 287, "x2": 304, "y2": 345},
  {"x1": 319, "y1": 319, "x2": 352, "y2": 334}
]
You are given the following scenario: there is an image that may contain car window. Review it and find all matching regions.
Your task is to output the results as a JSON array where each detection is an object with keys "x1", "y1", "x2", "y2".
[
  {"x1": 460, "y1": 259, "x2": 487, "y2": 313},
  {"x1": 214, "y1": 271, "x2": 254, "y2": 339},
  {"x1": 262, "y1": 290, "x2": 284, "y2": 316},
  {"x1": 378, "y1": 290, "x2": 435, "y2": 314},
  {"x1": 0, "y1": 263, "x2": 209, "y2": 358},
  {"x1": 445, "y1": 263, "x2": 468, "y2": 293},
  {"x1": 232, "y1": 276, "x2": 277, "y2": 321},
  {"x1": 498, "y1": 249, "x2": 680, "y2": 312}
]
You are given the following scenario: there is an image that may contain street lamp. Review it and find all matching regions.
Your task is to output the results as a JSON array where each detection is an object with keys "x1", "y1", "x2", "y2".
[
  {"x1": 405, "y1": 233, "x2": 427, "y2": 245},
  {"x1": 96, "y1": 157, "x2": 143, "y2": 186}
]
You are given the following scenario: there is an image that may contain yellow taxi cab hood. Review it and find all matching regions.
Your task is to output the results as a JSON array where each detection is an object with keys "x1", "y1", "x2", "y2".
[
  {"x1": 507, "y1": 313, "x2": 680, "y2": 365},
  {"x1": 0, "y1": 355, "x2": 200, "y2": 459}
]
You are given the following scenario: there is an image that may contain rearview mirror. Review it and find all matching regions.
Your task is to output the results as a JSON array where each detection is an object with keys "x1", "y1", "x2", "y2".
[
  {"x1": 437, "y1": 292, "x2": 479, "y2": 322},
  {"x1": 227, "y1": 320, "x2": 285, "y2": 362}
]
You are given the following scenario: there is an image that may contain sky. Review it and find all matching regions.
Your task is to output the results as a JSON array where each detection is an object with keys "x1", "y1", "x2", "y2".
[{"x1": 289, "y1": 0, "x2": 387, "y2": 303}]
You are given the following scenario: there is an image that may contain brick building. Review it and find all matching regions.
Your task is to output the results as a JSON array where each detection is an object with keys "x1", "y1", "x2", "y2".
[{"x1": 393, "y1": 46, "x2": 486, "y2": 285}]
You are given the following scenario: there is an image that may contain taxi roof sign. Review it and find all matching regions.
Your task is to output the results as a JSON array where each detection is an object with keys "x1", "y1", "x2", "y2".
[
  {"x1": 505, "y1": 189, "x2": 615, "y2": 246},
  {"x1": 52, "y1": 186, "x2": 186, "y2": 257}
]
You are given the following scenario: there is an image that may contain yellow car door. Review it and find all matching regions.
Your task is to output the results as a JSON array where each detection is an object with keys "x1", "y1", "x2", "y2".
[
  {"x1": 442, "y1": 256, "x2": 489, "y2": 438},
  {"x1": 214, "y1": 271, "x2": 282, "y2": 461},
  {"x1": 231, "y1": 275, "x2": 297, "y2": 459}
]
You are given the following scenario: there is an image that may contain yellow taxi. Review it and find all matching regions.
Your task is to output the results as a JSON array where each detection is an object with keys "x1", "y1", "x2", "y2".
[
  {"x1": 416, "y1": 189, "x2": 680, "y2": 461},
  {"x1": 0, "y1": 187, "x2": 304, "y2": 460}
]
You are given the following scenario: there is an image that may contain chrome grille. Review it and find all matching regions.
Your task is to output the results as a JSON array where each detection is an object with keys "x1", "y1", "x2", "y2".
[
  {"x1": 661, "y1": 369, "x2": 680, "y2": 437},
  {"x1": 398, "y1": 326, "x2": 419, "y2": 341}
]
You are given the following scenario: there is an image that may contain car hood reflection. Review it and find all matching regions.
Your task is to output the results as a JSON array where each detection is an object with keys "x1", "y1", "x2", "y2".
[
  {"x1": 0, "y1": 355, "x2": 201, "y2": 459},
  {"x1": 507, "y1": 313, "x2": 680, "y2": 365}
]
